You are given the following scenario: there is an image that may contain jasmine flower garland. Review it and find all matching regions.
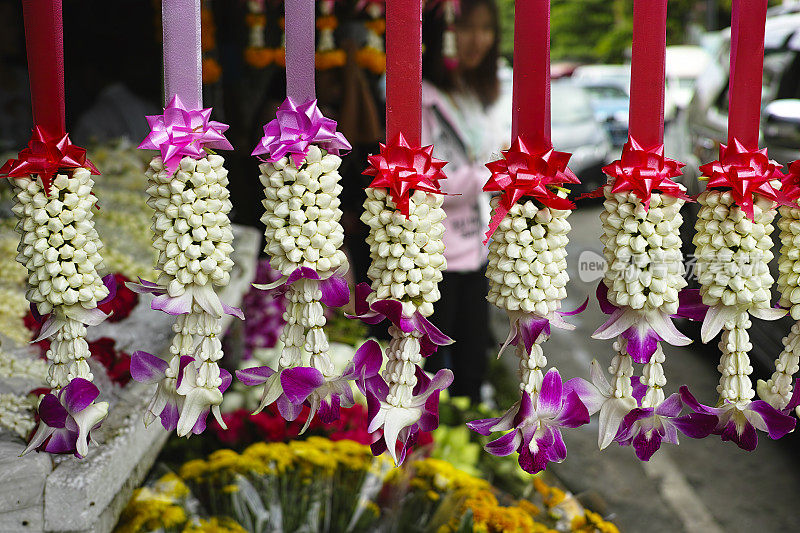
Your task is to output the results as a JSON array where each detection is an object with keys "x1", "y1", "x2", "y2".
[
  {"x1": 130, "y1": 97, "x2": 241, "y2": 437},
  {"x1": 468, "y1": 138, "x2": 591, "y2": 474},
  {"x1": 685, "y1": 142, "x2": 796, "y2": 450},
  {"x1": 238, "y1": 98, "x2": 361, "y2": 428},
  {"x1": 352, "y1": 134, "x2": 454, "y2": 465},
  {"x1": 759, "y1": 163, "x2": 800, "y2": 411},
  {"x1": 575, "y1": 140, "x2": 714, "y2": 459},
  {"x1": 8, "y1": 168, "x2": 112, "y2": 457}
]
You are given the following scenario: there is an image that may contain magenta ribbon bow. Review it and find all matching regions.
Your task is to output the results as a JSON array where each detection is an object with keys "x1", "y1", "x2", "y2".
[
  {"x1": 252, "y1": 98, "x2": 351, "y2": 168},
  {"x1": 1, "y1": 126, "x2": 99, "y2": 194},
  {"x1": 139, "y1": 95, "x2": 233, "y2": 174}
]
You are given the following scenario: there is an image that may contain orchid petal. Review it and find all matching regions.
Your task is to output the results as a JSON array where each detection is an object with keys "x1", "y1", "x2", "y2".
[
  {"x1": 236, "y1": 365, "x2": 276, "y2": 386},
  {"x1": 38, "y1": 394, "x2": 68, "y2": 428},
  {"x1": 62, "y1": 378, "x2": 100, "y2": 414},
  {"x1": 281, "y1": 367, "x2": 325, "y2": 404},
  {"x1": 536, "y1": 368, "x2": 563, "y2": 417},
  {"x1": 598, "y1": 396, "x2": 636, "y2": 449},
  {"x1": 70, "y1": 401, "x2": 108, "y2": 458},
  {"x1": 130, "y1": 351, "x2": 169, "y2": 383},
  {"x1": 655, "y1": 393, "x2": 683, "y2": 418},
  {"x1": 485, "y1": 430, "x2": 521, "y2": 456},
  {"x1": 319, "y1": 275, "x2": 350, "y2": 308},
  {"x1": 747, "y1": 401, "x2": 796, "y2": 440},
  {"x1": 383, "y1": 407, "x2": 421, "y2": 465}
]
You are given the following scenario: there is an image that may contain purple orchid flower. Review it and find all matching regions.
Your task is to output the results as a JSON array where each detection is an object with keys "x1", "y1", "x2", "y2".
[
  {"x1": 593, "y1": 283, "x2": 706, "y2": 364},
  {"x1": 366, "y1": 366, "x2": 453, "y2": 465},
  {"x1": 680, "y1": 386, "x2": 796, "y2": 451},
  {"x1": 252, "y1": 97, "x2": 351, "y2": 168},
  {"x1": 22, "y1": 378, "x2": 108, "y2": 458},
  {"x1": 279, "y1": 339, "x2": 383, "y2": 431},
  {"x1": 615, "y1": 392, "x2": 718, "y2": 461},
  {"x1": 126, "y1": 279, "x2": 244, "y2": 319},
  {"x1": 253, "y1": 266, "x2": 350, "y2": 308},
  {"x1": 497, "y1": 299, "x2": 588, "y2": 359},
  {"x1": 130, "y1": 351, "x2": 231, "y2": 436},
  {"x1": 139, "y1": 95, "x2": 233, "y2": 174},
  {"x1": 175, "y1": 358, "x2": 233, "y2": 437},
  {"x1": 468, "y1": 368, "x2": 589, "y2": 474},
  {"x1": 236, "y1": 366, "x2": 304, "y2": 422},
  {"x1": 562, "y1": 359, "x2": 639, "y2": 449},
  {"x1": 348, "y1": 283, "x2": 453, "y2": 356}
]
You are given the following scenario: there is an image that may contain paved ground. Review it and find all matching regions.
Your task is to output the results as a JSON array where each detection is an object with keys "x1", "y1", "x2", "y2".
[{"x1": 487, "y1": 192, "x2": 800, "y2": 532}]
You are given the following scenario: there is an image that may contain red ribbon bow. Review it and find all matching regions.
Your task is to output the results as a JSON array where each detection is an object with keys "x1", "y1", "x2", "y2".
[
  {"x1": 363, "y1": 133, "x2": 448, "y2": 215},
  {"x1": 779, "y1": 160, "x2": 800, "y2": 205},
  {"x1": 600, "y1": 138, "x2": 689, "y2": 210},
  {"x1": 698, "y1": 139, "x2": 784, "y2": 220},
  {"x1": 482, "y1": 137, "x2": 578, "y2": 243},
  {"x1": 1, "y1": 126, "x2": 99, "y2": 195}
]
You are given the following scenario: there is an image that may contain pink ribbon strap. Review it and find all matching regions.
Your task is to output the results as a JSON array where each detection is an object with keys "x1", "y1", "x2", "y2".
[
  {"x1": 285, "y1": 0, "x2": 316, "y2": 102},
  {"x1": 162, "y1": 0, "x2": 202, "y2": 110}
]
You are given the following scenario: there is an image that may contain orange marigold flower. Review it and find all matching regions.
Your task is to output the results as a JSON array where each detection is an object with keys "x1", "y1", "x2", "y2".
[
  {"x1": 245, "y1": 13, "x2": 267, "y2": 27},
  {"x1": 274, "y1": 47, "x2": 286, "y2": 67},
  {"x1": 364, "y1": 18, "x2": 386, "y2": 35},
  {"x1": 278, "y1": 17, "x2": 285, "y2": 30},
  {"x1": 201, "y1": 8, "x2": 216, "y2": 51},
  {"x1": 356, "y1": 48, "x2": 386, "y2": 74},
  {"x1": 315, "y1": 50, "x2": 346, "y2": 70},
  {"x1": 245, "y1": 47, "x2": 273, "y2": 68},
  {"x1": 316, "y1": 15, "x2": 339, "y2": 31},
  {"x1": 202, "y1": 57, "x2": 222, "y2": 84}
]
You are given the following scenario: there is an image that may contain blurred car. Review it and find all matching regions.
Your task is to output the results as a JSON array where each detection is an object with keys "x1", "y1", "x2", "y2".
[
  {"x1": 572, "y1": 64, "x2": 631, "y2": 93},
  {"x1": 682, "y1": 12, "x2": 800, "y2": 369},
  {"x1": 665, "y1": 45, "x2": 712, "y2": 112},
  {"x1": 550, "y1": 81, "x2": 613, "y2": 194},
  {"x1": 574, "y1": 80, "x2": 629, "y2": 147}
]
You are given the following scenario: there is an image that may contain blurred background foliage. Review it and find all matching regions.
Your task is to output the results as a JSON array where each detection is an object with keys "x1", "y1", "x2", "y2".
[{"x1": 496, "y1": 0, "x2": 780, "y2": 63}]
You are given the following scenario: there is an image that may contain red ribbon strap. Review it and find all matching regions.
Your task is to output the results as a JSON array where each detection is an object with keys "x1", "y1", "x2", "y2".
[{"x1": 22, "y1": 0, "x2": 66, "y2": 136}]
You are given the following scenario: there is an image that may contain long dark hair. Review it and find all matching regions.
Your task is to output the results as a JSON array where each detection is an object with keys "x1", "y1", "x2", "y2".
[{"x1": 422, "y1": 0, "x2": 500, "y2": 107}]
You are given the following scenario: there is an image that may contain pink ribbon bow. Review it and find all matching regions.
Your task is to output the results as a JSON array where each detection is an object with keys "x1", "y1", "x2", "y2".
[{"x1": 139, "y1": 95, "x2": 232, "y2": 174}]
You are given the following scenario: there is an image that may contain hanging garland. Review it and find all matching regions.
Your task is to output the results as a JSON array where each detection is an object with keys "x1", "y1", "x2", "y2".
[
  {"x1": 244, "y1": 0, "x2": 273, "y2": 68},
  {"x1": 356, "y1": 0, "x2": 386, "y2": 74},
  {"x1": 315, "y1": 0, "x2": 346, "y2": 70}
]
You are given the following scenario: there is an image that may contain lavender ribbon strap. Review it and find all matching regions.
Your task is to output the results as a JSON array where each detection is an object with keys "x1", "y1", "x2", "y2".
[
  {"x1": 139, "y1": 95, "x2": 233, "y2": 173},
  {"x1": 252, "y1": 98, "x2": 351, "y2": 167},
  {"x1": 284, "y1": 0, "x2": 316, "y2": 102},
  {"x1": 163, "y1": 0, "x2": 202, "y2": 110}
]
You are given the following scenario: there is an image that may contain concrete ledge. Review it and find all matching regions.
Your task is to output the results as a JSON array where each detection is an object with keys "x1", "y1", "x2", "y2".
[{"x1": 0, "y1": 225, "x2": 260, "y2": 533}]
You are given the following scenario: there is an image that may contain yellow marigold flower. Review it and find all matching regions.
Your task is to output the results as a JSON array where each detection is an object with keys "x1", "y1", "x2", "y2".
[
  {"x1": 356, "y1": 48, "x2": 386, "y2": 74},
  {"x1": 364, "y1": 18, "x2": 386, "y2": 34},
  {"x1": 426, "y1": 490, "x2": 440, "y2": 501},
  {"x1": 183, "y1": 517, "x2": 247, "y2": 533},
  {"x1": 223, "y1": 484, "x2": 240, "y2": 494},
  {"x1": 516, "y1": 499, "x2": 541, "y2": 517},
  {"x1": 179, "y1": 459, "x2": 208, "y2": 481}
]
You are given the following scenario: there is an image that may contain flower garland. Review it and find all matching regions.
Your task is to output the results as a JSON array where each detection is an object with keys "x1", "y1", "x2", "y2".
[
  {"x1": 356, "y1": 0, "x2": 386, "y2": 74},
  {"x1": 244, "y1": 0, "x2": 273, "y2": 69},
  {"x1": 758, "y1": 161, "x2": 800, "y2": 414},
  {"x1": 201, "y1": 0, "x2": 222, "y2": 84},
  {"x1": 468, "y1": 137, "x2": 589, "y2": 474},
  {"x1": 352, "y1": 133, "x2": 454, "y2": 465},
  {"x1": 239, "y1": 98, "x2": 375, "y2": 434},
  {"x1": 129, "y1": 95, "x2": 241, "y2": 438},
  {"x1": 315, "y1": 0, "x2": 346, "y2": 70},
  {"x1": 571, "y1": 139, "x2": 719, "y2": 461},
  {"x1": 3, "y1": 127, "x2": 113, "y2": 458},
  {"x1": 684, "y1": 141, "x2": 796, "y2": 451}
]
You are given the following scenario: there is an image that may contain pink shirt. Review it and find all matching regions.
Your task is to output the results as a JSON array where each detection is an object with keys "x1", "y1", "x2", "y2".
[{"x1": 421, "y1": 81, "x2": 509, "y2": 272}]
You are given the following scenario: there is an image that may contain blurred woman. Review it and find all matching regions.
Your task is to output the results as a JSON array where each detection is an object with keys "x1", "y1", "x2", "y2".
[{"x1": 422, "y1": 0, "x2": 508, "y2": 402}]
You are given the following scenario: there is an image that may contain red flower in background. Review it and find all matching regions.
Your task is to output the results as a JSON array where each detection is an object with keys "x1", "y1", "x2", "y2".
[
  {"x1": 88, "y1": 337, "x2": 132, "y2": 386},
  {"x1": 98, "y1": 273, "x2": 139, "y2": 322}
]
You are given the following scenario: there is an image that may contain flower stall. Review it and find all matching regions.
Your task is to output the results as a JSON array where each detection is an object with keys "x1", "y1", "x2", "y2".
[{"x1": 2, "y1": 0, "x2": 800, "y2": 531}]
